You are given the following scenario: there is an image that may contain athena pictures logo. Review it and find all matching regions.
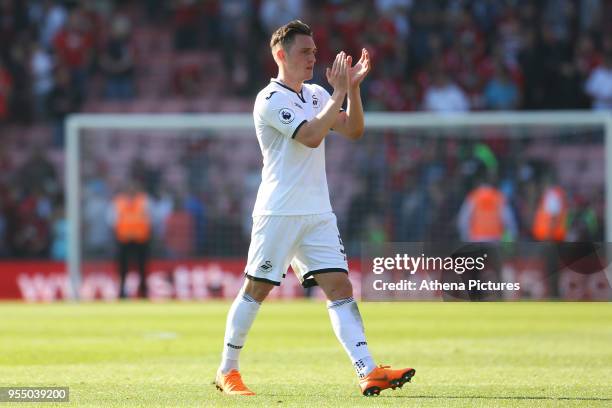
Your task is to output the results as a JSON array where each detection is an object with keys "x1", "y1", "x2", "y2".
[{"x1": 278, "y1": 108, "x2": 295, "y2": 124}]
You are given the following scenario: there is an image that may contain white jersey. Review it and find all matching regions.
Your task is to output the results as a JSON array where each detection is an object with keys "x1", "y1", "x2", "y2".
[{"x1": 252, "y1": 79, "x2": 334, "y2": 216}]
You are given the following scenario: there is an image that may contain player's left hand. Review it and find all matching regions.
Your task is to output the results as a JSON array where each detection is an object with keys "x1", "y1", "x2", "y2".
[{"x1": 348, "y1": 48, "x2": 371, "y2": 88}]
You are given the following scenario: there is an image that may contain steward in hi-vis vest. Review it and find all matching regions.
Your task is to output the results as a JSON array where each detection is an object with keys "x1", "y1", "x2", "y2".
[{"x1": 108, "y1": 182, "x2": 152, "y2": 299}]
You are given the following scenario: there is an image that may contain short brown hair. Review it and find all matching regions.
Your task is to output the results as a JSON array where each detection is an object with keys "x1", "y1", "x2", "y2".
[{"x1": 269, "y1": 20, "x2": 312, "y2": 50}]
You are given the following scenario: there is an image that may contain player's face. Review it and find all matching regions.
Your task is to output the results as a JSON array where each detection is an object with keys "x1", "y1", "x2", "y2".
[{"x1": 285, "y1": 35, "x2": 317, "y2": 81}]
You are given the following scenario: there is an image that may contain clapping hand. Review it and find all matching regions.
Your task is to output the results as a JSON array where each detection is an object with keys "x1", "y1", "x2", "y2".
[{"x1": 348, "y1": 48, "x2": 371, "y2": 88}]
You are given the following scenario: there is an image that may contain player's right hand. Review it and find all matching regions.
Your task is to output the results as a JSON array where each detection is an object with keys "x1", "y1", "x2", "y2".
[{"x1": 326, "y1": 51, "x2": 349, "y2": 95}]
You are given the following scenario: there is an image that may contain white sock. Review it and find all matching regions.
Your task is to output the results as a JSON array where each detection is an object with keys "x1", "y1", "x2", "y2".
[
  {"x1": 327, "y1": 297, "x2": 377, "y2": 378},
  {"x1": 219, "y1": 292, "x2": 261, "y2": 374}
]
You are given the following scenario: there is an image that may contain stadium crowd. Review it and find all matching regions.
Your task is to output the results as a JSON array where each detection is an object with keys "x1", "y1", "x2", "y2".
[{"x1": 0, "y1": 0, "x2": 609, "y2": 259}]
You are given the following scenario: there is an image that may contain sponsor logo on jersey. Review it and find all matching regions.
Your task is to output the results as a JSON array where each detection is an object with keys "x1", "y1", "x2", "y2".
[
  {"x1": 312, "y1": 94, "x2": 319, "y2": 107},
  {"x1": 278, "y1": 108, "x2": 295, "y2": 124}
]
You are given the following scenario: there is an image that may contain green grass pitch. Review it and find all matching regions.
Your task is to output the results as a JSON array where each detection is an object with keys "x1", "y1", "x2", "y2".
[{"x1": 1, "y1": 301, "x2": 611, "y2": 407}]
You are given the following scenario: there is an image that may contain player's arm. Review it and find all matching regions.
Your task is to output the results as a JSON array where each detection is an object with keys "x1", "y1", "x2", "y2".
[
  {"x1": 332, "y1": 48, "x2": 371, "y2": 141},
  {"x1": 294, "y1": 52, "x2": 349, "y2": 148}
]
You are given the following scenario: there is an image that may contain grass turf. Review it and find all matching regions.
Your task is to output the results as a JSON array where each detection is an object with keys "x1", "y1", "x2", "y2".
[{"x1": 0, "y1": 301, "x2": 611, "y2": 407}]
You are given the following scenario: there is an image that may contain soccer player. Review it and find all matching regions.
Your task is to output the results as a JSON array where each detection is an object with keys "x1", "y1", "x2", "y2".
[{"x1": 215, "y1": 20, "x2": 415, "y2": 397}]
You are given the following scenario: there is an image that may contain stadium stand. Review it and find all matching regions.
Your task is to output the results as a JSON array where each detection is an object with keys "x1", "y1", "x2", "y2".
[{"x1": 0, "y1": 0, "x2": 609, "y2": 259}]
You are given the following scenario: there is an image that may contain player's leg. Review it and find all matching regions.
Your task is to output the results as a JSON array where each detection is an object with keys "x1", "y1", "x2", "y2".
[
  {"x1": 216, "y1": 215, "x2": 298, "y2": 395},
  {"x1": 291, "y1": 213, "x2": 375, "y2": 376},
  {"x1": 117, "y1": 241, "x2": 129, "y2": 298},
  {"x1": 314, "y1": 271, "x2": 377, "y2": 379},
  {"x1": 219, "y1": 278, "x2": 272, "y2": 376},
  {"x1": 294, "y1": 213, "x2": 415, "y2": 395},
  {"x1": 135, "y1": 241, "x2": 148, "y2": 298}
]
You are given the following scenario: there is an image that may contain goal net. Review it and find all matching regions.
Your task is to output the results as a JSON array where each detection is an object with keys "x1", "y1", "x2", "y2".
[{"x1": 66, "y1": 112, "x2": 612, "y2": 300}]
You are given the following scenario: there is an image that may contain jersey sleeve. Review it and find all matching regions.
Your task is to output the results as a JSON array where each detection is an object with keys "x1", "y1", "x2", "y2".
[{"x1": 256, "y1": 91, "x2": 308, "y2": 139}]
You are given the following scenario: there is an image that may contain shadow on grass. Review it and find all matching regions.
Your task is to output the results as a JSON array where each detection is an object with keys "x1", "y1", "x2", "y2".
[
  {"x1": 382, "y1": 395, "x2": 612, "y2": 401},
  {"x1": 251, "y1": 392, "x2": 611, "y2": 402}
]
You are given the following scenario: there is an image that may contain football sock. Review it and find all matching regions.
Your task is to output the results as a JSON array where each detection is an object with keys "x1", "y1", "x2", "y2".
[
  {"x1": 327, "y1": 297, "x2": 376, "y2": 378},
  {"x1": 219, "y1": 292, "x2": 261, "y2": 374}
]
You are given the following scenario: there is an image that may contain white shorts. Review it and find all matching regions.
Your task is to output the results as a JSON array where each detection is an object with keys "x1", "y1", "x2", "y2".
[{"x1": 245, "y1": 212, "x2": 348, "y2": 288}]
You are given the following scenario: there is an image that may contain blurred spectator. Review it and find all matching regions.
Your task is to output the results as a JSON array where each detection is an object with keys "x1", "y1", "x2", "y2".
[
  {"x1": 201, "y1": 0, "x2": 222, "y2": 49},
  {"x1": 567, "y1": 196, "x2": 601, "y2": 241},
  {"x1": 172, "y1": 0, "x2": 203, "y2": 51},
  {"x1": 585, "y1": 52, "x2": 612, "y2": 110},
  {"x1": 83, "y1": 180, "x2": 112, "y2": 258},
  {"x1": 551, "y1": 36, "x2": 594, "y2": 110},
  {"x1": 367, "y1": 75, "x2": 415, "y2": 111},
  {"x1": 100, "y1": 14, "x2": 135, "y2": 100},
  {"x1": 50, "y1": 202, "x2": 66, "y2": 260},
  {"x1": 30, "y1": 0, "x2": 68, "y2": 50},
  {"x1": 145, "y1": 0, "x2": 167, "y2": 22},
  {"x1": 532, "y1": 171, "x2": 568, "y2": 242},
  {"x1": 374, "y1": 0, "x2": 412, "y2": 42},
  {"x1": 172, "y1": 55, "x2": 204, "y2": 97},
  {"x1": 531, "y1": 169, "x2": 568, "y2": 296},
  {"x1": 30, "y1": 41, "x2": 54, "y2": 119},
  {"x1": 0, "y1": 0, "x2": 28, "y2": 54},
  {"x1": 483, "y1": 64, "x2": 519, "y2": 110},
  {"x1": 457, "y1": 171, "x2": 517, "y2": 242},
  {"x1": 53, "y1": 9, "x2": 94, "y2": 103},
  {"x1": 9, "y1": 32, "x2": 34, "y2": 122},
  {"x1": 47, "y1": 66, "x2": 81, "y2": 147},
  {"x1": 409, "y1": 2, "x2": 443, "y2": 66},
  {"x1": 163, "y1": 196, "x2": 195, "y2": 258},
  {"x1": 131, "y1": 157, "x2": 161, "y2": 195},
  {"x1": 0, "y1": 59, "x2": 11, "y2": 121},
  {"x1": 0, "y1": 0, "x2": 610, "y2": 261},
  {"x1": 537, "y1": 24, "x2": 573, "y2": 109},
  {"x1": 574, "y1": 35, "x2": 602, "y2": 77},
  {"x1": 184, "y1": 192, "x2": 207, "y2": 254},
  {"x1": 518, "y1": 29, "x2": 546, "y2": 110},
  {"x1": 11, "y1": 187, "x2": 52, "y2": 258},
  {"x1": 260, "y1": 0, "x2": 303, "y2": 35},
  {"x1": 423, "y1": 69, "x2": 469, "y2": 112},
  {"x1": 0, "y1": 214, "x2": 6, "y2": 256},
  {"x1": 362, "y1": 214, "x2": 387, "y2": 244},
  {"x1": 18, "y1": 146, "x2": 58, "y2": 195},
  {"x1": 150, "y1": 185, "x2": 173, "y2": 245},
  {"x1": 397, "y1": 173, "x2": 430, "y2": 242},
  {"x1": 219, "y1": 0, "x2": 255, "y2": 93},
  {"x1": 345, "y1": 179, "x2": 380, "y2": 252},
  {"x1": 578, "y1": 0, "x2": 602, "y2": 32}
]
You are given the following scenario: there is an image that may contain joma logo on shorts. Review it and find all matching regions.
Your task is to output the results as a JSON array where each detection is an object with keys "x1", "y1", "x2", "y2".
[{"x1": 355, "y1": 341, "x2": 367, "y2": 347}]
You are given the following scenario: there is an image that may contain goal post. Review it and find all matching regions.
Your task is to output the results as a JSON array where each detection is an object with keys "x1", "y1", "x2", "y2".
[{"x1": 66, "y1": 111, "x2": 612, "y2": 300}]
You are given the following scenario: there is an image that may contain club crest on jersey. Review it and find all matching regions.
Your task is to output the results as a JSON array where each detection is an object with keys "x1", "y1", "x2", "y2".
[
  {"x1": 257, "y1": 260, "x2": 273, "y2": 274},
  {"x1": 278, "y1": 108, "x2": 295, "y2": 124}
]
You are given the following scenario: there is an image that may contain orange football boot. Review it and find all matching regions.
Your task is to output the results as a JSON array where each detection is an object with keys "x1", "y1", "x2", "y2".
[
  {"x1": 359, "y1": 365, "x2": 416, "y2": 396},
  {"x1": 215, "y1": 369, "x2": 255, "y2": 396}
]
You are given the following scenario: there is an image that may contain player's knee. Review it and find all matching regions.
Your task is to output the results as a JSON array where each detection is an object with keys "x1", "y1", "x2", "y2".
[
  {"x1": 329, "y1": 282, "x2": 353, "y2": 300},
  {"x1": 318, "y1": 274, "x2": 353, "y2": 301},
  {"x1": 243, "y1": 279, "x2": 274, "y2": 303}
]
